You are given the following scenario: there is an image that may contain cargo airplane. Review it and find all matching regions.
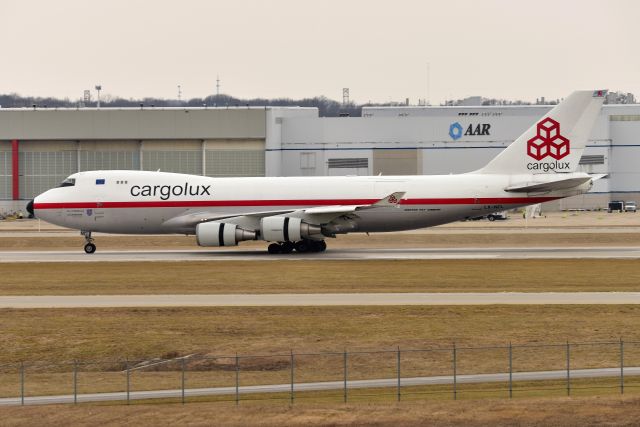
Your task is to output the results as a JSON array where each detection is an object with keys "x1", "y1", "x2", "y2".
[{"x1": 29, "y1": 90, "x2": 606, "y2": 254}]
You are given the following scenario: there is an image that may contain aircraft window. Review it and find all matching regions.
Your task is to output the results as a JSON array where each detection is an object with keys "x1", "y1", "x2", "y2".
[{"x1": 59, "y1": 178, "x2": 76, "y2": 187}]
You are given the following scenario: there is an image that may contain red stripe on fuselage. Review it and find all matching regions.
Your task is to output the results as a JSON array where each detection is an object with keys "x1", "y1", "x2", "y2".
[{"x1": 33, "y1": 197, "x2": 559, "y2": 210}]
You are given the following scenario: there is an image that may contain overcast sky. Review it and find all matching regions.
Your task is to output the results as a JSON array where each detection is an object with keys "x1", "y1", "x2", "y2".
[{"x1": 2, "y1": 0, "x2": 639, "y2": 104}]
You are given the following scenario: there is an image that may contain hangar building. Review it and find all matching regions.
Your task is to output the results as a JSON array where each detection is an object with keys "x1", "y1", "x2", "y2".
[{"x1": 1, "y1": 102, "x2": 639, "y2": 213}]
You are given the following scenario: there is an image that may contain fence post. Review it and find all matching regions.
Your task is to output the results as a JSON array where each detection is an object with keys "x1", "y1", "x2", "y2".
[
  {"x1": 181, "y1": 357, "x2": 186, "y2": 404},
  {"x1": 20, "y1": 362, "x2": 24, "y2": 406},
  {"x1": 452, "y1": 343, "x2": 457, "y2": 401},
  {"x1": 397, "y1": 346, "x2": 401, "y2": 402},
  {"x1": 73, "y1": 360, "x2": 78, "y2": 404},
  {"x1": 566, "y1": 341, "x2": 570, "y2": 397},
  {"x1": 620, "y1": 338, "x2": 624, "y2": 395},
  {"x1": 126, "y1": 358, "x2": 130, "y2": 405},
  {"x1": 508, "y1": 342, "x2": 513, "y2": 399},
  {"x1": 235, "y1": 353, "x2": 239, "y2": 406},
  {"x1": 343, "y1": 349, "x2": 348, "y2": 404},
  {"x1": 290, "y1": 350, "x2": 295, "y2": 405}
]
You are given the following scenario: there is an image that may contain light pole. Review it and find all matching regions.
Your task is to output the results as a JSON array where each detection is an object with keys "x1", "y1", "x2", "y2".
[{"x1": 95, "y1": 85, "x2": 102, "y2": 108}]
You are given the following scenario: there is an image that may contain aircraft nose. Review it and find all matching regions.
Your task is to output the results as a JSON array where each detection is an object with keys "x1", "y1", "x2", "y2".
[{"x1": 26, "y1": 199, "x2": 34, "y2": 217}]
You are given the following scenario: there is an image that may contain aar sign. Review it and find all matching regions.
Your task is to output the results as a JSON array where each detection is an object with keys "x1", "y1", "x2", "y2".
[{"x1": 449, "y1": 122, "x2": 491, "y2": 140}]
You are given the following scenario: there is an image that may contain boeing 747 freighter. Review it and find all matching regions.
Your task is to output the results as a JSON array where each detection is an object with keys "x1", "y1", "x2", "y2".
[{"x1": 29, "y1": 90, "x2": 607, "y2": 254}]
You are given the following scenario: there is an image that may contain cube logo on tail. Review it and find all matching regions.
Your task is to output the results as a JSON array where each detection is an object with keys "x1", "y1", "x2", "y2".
[{"x1": 527, "y1": 118, "x2": 570, "y2": 161}]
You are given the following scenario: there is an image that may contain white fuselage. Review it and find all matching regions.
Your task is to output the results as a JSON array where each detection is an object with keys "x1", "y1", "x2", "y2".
[{"x1": 33, "y1": 170, "x2": 589, "y2": 236}]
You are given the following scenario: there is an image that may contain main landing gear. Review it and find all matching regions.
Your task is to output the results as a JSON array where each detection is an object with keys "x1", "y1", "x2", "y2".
[
  {"x1": 81, "y1": 231, "x2": 96, "y2": 254},
  {"x1": 267, "y1": 239, "x2": 327, "y2": 254}
]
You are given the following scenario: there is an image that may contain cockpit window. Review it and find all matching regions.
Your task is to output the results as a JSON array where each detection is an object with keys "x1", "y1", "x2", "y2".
[{"x1": 59, "y1": 178, "x2": 76, "y2": 187}]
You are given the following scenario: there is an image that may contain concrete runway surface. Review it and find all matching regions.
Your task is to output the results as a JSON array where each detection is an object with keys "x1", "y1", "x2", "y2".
[
  {"x1": 0, "y1": 366, "x2": 636, "y2": 406},
  {"x1": 2, "y1": 292, "x2": 640, "y2": 308},
  {"x1": 2, "y1": 246, "x2": 640, "y2": 263}
]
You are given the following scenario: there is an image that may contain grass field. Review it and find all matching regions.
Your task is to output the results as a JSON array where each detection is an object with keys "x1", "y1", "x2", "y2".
[
  {"x1": 2, "y1": 394, "x2": 640, "y2": 426},
  {"x1": 1, "y1": 305, "x2": 638, "y2": 402},
  {"x1": 1, "y1": 259, "x2": 640, "y2": 295},
  {"x1": 1, "y1": 305, "x2": 638, "y2": 364}
]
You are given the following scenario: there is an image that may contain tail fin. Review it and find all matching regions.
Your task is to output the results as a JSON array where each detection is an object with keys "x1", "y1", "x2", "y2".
[{"x1": 478, "y1": 90, "x2": 606, "y2": 175}]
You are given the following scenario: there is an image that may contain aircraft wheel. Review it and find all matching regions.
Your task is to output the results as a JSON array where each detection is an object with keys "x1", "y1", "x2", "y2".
[
  {"x1": 308, "y1": 240, "x2": 326, "y2": 252},
  {"x1": 294, "y1": 240, "x2": 310, "y2": 253},
  {"x1": 84, "y1": 243, "x2": 97, "y2": 254},
  {"x1": 487, "y1": 215, "x2": 496, "y2": 221},
  {"x1": 267, "y1": 243, "x2": 283, "y2": 254},
  {"x1": 280, "y1": 241, "x2": 295, "y2": 254}
]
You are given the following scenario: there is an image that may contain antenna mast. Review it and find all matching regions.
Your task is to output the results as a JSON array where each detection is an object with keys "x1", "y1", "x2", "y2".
[{"x1": 427, "y1": 62, "x2": 431, "y2": 106}]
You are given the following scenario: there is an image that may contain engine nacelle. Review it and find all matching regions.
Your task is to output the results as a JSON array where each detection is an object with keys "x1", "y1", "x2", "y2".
[
  {"x1": 260, "y1": 216, "x2": 322, "y2": 242},
  {"x1": 196, "y1": 222, "x2": 256, "y2": 247}
]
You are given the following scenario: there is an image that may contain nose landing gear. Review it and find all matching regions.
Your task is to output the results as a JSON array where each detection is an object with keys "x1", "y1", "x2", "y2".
[{"x1": 81, "y1": 231, "x2": 96, "y2": 254}]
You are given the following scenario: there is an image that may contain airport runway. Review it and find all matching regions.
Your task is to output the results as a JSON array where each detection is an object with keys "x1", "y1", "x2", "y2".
[
  {"x1": 2, "y1": 246, "x2": 640, "y2": 262},
  {"x1": 2, "y1": 292, "x2": 640, "y2": 308},
  {"x1": 0, "y1": 366, "x2": 636, "y2": 406}
]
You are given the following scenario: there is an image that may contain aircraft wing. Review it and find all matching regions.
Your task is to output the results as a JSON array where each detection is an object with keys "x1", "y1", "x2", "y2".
[
  {"x1": 505, "y1": 175, "x2": 606, "y2": 193},
  {"x1": 162, "y1": 208, "x2": 297, "y2": 229},
  {"x1": 162, "y1": 192, "x2": 405, "y2": 230},
  {"x1": 302, "y1": 192, "x2": 405, "y2": 214}
]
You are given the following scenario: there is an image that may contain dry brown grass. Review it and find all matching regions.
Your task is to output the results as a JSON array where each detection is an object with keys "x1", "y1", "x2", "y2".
[
  {"x1": 1, "y1": 259, "x2": 640, "y2": 295},
  {"x1": 1, "y1": 305, "x2": 638, "y2": 365},
  {"x1": 2, "y1": 394, "x2": 640, "y2": 426},
  {"x1": 1, "y1": 306, "x2": 639, "y2": 413}
]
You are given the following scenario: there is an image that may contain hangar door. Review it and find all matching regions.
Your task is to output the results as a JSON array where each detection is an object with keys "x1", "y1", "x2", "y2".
[
  {"x1": 142, "y1": 140, "x2": 202, "y2": 175},
  {"x1": 79, "y1": 140, "x2": 140, "y2": 171},
  {"x1": 205, "y1": 139, "x2": 265, "y2": 177},
  {"x1": 19, "y1": 141, "x2": 78, "y2": 199},
  {"x1": 0, "y1": 144, "x2": 10, "y2": 200},
  {"x1": 373, "y1": 149, "x2": 418, "y2": 176}
]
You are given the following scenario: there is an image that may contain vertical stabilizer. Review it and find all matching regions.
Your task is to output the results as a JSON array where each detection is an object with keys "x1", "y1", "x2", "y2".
[{"x1": 478, "y1": 90, "x2": 606, "y2": 174}]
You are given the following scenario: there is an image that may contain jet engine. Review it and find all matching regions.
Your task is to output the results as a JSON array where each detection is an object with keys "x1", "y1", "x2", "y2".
[
  {"x1": 260, "y1": 217, "x2": 322, "y2": 242},
  {"x1": 196, "y1": 222, "x2": 256, "y2": 246}
]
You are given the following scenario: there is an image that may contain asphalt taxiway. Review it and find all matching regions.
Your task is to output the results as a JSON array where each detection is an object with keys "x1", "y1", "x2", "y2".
[
  {"x1": 2, "y1": 246, "x2": 640, "y2": 262},
  {"x1": 2, "y1": 292, "x2": 640, "y2": 308}
]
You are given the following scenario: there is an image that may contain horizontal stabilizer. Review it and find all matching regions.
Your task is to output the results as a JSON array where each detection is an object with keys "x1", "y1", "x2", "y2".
[{"x1": 505, "y1": 176, "x2": 602, "y2": 193}]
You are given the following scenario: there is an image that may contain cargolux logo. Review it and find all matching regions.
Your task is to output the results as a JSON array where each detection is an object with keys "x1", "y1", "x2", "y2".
[
  {"x1": 527, "y1": 118, "x2": 570, "y2": 161},
  {"x1": 130, "y1": 183, "x2": 211, "y2": 200}
]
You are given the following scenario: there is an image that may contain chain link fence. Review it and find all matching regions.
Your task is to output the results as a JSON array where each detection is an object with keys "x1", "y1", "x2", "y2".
[{"x1": 1, "y1": 339, "x2": 640, "y2": 406}]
